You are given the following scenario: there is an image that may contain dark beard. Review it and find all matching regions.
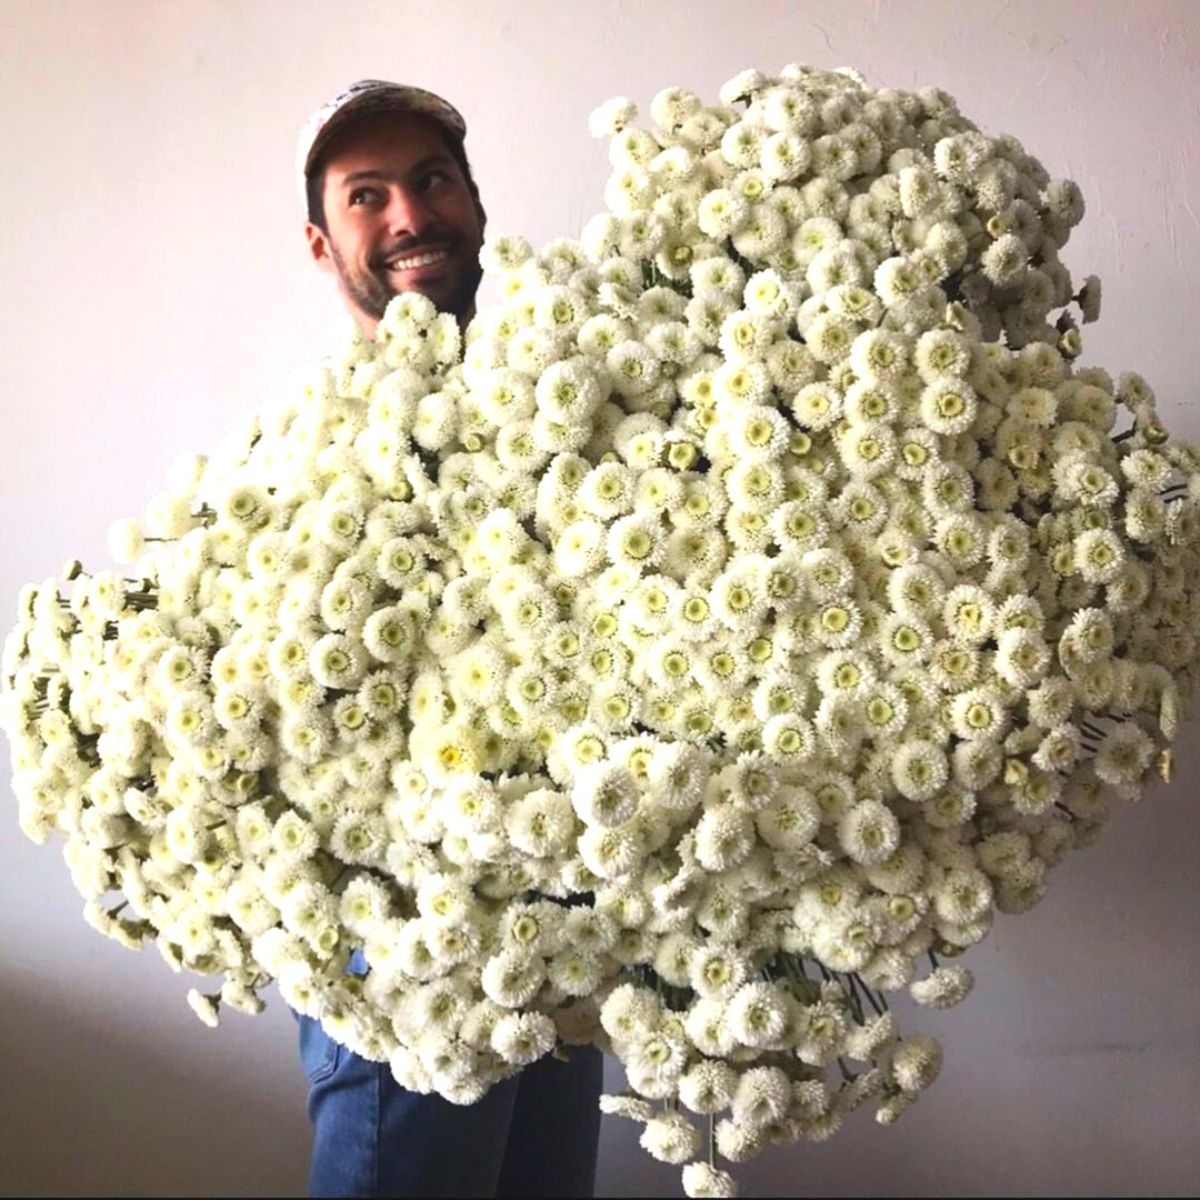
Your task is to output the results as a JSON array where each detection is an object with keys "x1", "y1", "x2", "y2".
[{"x1": 330, "y1": 241, "x2": 482, "y2": 325}]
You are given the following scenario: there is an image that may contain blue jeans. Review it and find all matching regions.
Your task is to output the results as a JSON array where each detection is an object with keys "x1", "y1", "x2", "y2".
[{"x1": 296, "y1": 1003, "x2": 604, "y2": 1197}]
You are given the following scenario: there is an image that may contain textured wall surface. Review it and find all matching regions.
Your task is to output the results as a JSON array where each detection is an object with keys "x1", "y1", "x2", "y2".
[{"x1": 1, "y1": 1, "x2": 1197, "y2": 1195}]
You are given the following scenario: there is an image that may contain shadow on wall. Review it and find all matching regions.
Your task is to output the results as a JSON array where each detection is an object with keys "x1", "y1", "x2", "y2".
[{"x1": 0, "y1": 979, "x2": 310, "y2": 1197}]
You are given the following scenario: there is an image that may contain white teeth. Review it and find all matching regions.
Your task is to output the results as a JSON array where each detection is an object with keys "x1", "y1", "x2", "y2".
[{"x1": 388, "y1": 249, "x2": 450, "y2": 271}]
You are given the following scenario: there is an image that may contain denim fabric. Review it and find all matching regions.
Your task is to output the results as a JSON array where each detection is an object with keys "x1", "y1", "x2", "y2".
[{"x1": 295, "y1": 959, "x2": 604, "y2": 1198}]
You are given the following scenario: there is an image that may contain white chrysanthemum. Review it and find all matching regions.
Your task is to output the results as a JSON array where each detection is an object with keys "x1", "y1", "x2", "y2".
[
  {"x1": 678, "y1": 1058, "x2": 738, "y2": 1115},
  {"x1": 911, "y1": 965, "x2": 975, "y2": 1009},
  {"x1": 646, "y1": 740, "x2": 709, "y2": 811},
  {"x1": 698, "y1": 188, "x2": 750, "y2": 239},
  {"x1": 724, "y1": 460, "x2": 785, "y2": 514},
  {"x1": 678, "y1": 994, "x2": 733, "y2": 1059},
  {"x1": 724, "y1": 406, "x2": 790, "y2": 463},
  {"x1": 1074, "y1": 528, "x2": 1125, "y2": 584},
  {"x1": 789, "y1": 381, "x2": 843, "y2": 431},
  {"x1": 843, "y1": 1011, "x2": 899, "y2": 1062},
  {"x1": 682, "y1": 1162, "x2": 739, "y2": 1199},
  {"x1": 490, "y1": 1010, "x2": 557, "y2": 1066},
  {"x1": 606, "y1": 339, "x2": 660, "y2": 396},
  {"x1": 890, "y1": 1033, "x2": 943, "y2": 1094},
  {"x1": 310, "y1": 632, "x2": 367, "y2": 690},
  {"x1": 571, "y1": 761, "x2": 640, "y2": 828},
  {"x1": 761, "y1": 129, "x2": 812, "y2": 182},
  {"x1": 269, "y1": 809, "x2": 320, "y2": 862},
  {"x1": 725, "y1": 980, "x2": 790, "y2": 1048},
  {"x1": 600, "y1": 1092, "x2": 655, "y2": 1122},
  {"x1": 547, "y1": 946, "x2": 603, "y2": 997},
  {"x1": 769, "y1": 500, "x2": 829, "y2": 552},
  {"x1": 640, "y1": 1112, "x2": 702, "y2": 1165},
  {"x1": 915, "y1": 328, "x2": 972, "y2": 380},
  {"x1": 711, "y1": 362, "x2": 771, "y2": 412},
  {"x1": 717, "y1": 310, "x2": 777, "y2": 365},
  {"x1": 980, "y1": 232, "x2": 1029, "y2": 287},
  {"x1": 480, "y1": 948, "x2": 545, "y2": 1009},
  {"x1": 1094, "y1": 721, "x2": 1155, "y2": 788},
  {"x1": 329, "y1": 810, "x2": 386, "y2": 866},
  {"x1": 479, "y1": 234, "x2": 534, "y2": 276},
  {"x1": 694, "y1": 879, "x2": 750, "y2": 940},
  {"x1": 604, "y1": 511, "x2": 663, "y2": 572},
  {"x1": 504, "y1": 788, "x2": 575, "y2": 858},
  {"x1": 720, "y1": 118, "x2": 765, "y2": 169},
  {"x1": 794, "y1": 998, "x2": 849, "y2": 1067},
  {"x1": 732, "y1": 1065, "x2": 792, "y2": 1130},
  {"x1": 600, "y1": 982, "x2": 663, "y2": 1044},
  {"x1": 994, "y1": 627, "x2": 1051, "y2": 689},
  {"x1": 107, "y1": 517, "x2": 145, "y2": 565},
  {"x1": 753, "y1": 782, "x2": 818, "y2": 849},
  {"x1": 940, "y1": 584, "x2": 995, "y2": 646},
  {"x1": 890, "y1": 741, "x2": 950, "y2": 802},
  {"x1": 578, "y1": 822, "x2": 643, "y2": 879},
  {"x1": 878, "y1": 613, "x2": 933, "y2": 667},
  {"x1": 535, "y1": 359, "x2": 602, "y2": 427},
  {"x1": 933, "y1": 868, "x2": 993, "y2": 925},
  {"x1": 948, "y1": 686, "x2": 1009, "y2": 742},
  {"x1": 690, "y1": 255, "x2": 746, "y2": 299},
  {"x1": 551, "y1": 517, "x2": 604, "y2": 578},
  {"x1": 589, "y1": 96, "x2": 637, "y2": 139},
  {"x1": 804, "y1": 312, "x2": 858, "y2": 365},
  {"x1": 838, "y1": 422, "x2": 897, "y2": 480},
  {"x1": 920, "y1": 379, "x2": 977, "y2": 435},
  {"x1": 740, "y1": 271, "x2": 792, "y2": 322},
  {"x1": 694, "y1": 803, "x2": 756, "y2": 872},
  {"x1": 622, "y1": 1020, "x2": 687, "y2": 1094},
  {"x1": 849, "y1": 329, "x2": 910, "y2": 384},
  {"x1": 838, "y1": 799, "x2": 901, "y2": 866}
]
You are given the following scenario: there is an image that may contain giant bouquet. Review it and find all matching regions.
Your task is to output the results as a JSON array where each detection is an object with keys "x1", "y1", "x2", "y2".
[{"x1": 5, "y1": 63, "x2": 1197, "y2": 1197}]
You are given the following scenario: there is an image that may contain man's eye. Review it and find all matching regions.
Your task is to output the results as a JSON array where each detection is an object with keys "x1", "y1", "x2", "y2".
[
  {"x1": 349, "y1": 188, "x2": 379, "y2": 205},
  {"x1": 422, "y1": 170, "x2": 450, "y2": 190}
]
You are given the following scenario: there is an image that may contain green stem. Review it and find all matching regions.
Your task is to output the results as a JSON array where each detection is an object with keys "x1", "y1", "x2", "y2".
[
  {"x1": 852, "y1": 972, "x2": 886, "y2": 1018},
  {"x1": 841, "y1": 971, "x2": 865, "y2": 1024}
]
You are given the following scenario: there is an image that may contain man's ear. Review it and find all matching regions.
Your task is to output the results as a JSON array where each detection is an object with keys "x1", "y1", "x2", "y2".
[{"x1": 305, "y1": 222, "x2": 335, "y2": 275}]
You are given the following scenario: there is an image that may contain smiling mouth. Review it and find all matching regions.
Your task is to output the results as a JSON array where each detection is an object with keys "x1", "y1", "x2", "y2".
[{"x1": 385, "y1": 247, "x2": 453, "y2": 272}]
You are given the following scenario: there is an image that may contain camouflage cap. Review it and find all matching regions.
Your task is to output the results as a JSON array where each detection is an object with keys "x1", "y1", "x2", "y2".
[{"x1": 296, "y1": 79, "x2": 467, "y2": 206}]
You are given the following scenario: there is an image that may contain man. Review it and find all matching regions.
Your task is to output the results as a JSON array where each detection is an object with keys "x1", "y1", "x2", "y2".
[
  {"x1": 301, "y1": 81, "x2": 486, "y2": 338},
  {"x1": 294, "y1": 81, "x2": 604, "y2": 1198}
]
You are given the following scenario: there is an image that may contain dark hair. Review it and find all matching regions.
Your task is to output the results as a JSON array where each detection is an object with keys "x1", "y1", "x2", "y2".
[{"x1": 305, "y1": 122, "x2": 479, "y2": 233}]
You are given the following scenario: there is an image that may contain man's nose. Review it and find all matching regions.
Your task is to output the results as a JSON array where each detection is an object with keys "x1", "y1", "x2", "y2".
[{"x1": 385, "y1": 188, "x2": 437, "y2": 240}]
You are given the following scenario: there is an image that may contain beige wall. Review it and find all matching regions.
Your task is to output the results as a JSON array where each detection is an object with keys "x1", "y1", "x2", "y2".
[{"x1": 1, "y1": 1, "x2": 1198, "y2": 1194}]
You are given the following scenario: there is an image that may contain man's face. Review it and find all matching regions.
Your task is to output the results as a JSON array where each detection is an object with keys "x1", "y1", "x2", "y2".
[{"x1": 305, "y1": 110, "x2": 486, "y2": 337}]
